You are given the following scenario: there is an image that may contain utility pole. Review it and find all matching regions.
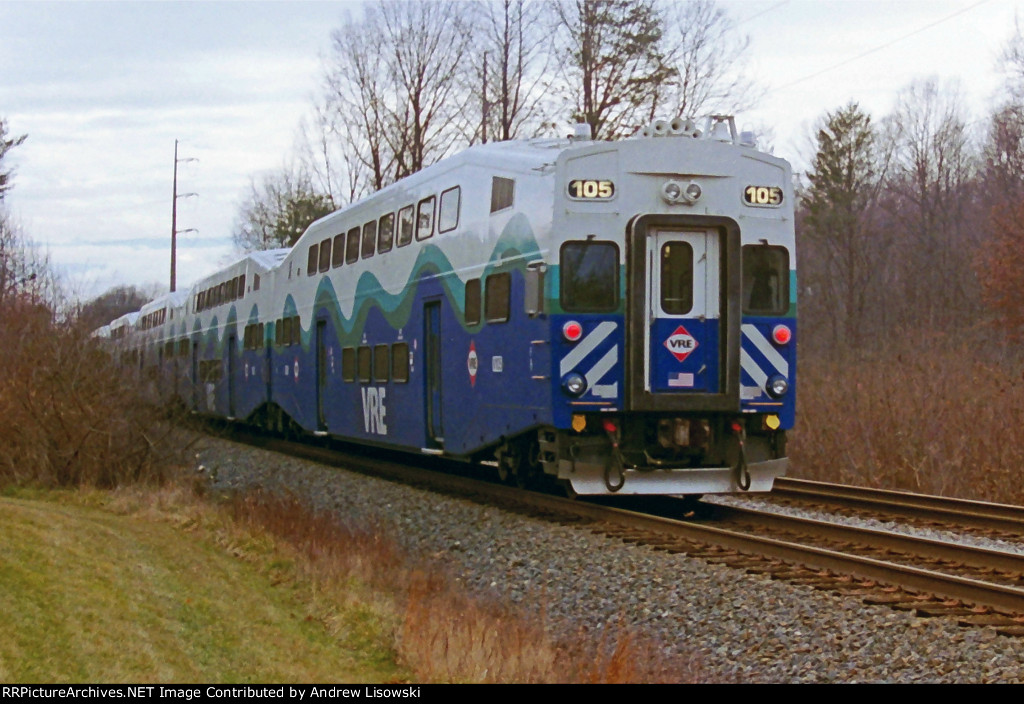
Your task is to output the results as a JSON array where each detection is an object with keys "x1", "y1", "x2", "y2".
[{"x1": 170, "y1": 139, "x2": 197, "y2": 292}]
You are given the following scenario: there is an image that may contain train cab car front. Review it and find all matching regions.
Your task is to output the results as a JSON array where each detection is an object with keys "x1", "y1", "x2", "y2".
[{"x1": 538, "y1": 117, "x2": 795, "y2": 496}]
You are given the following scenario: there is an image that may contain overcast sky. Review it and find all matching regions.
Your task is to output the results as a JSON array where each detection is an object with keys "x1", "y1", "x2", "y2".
[{"x1": 1, "y1": 0, "x2": 1020, "y2": 301}]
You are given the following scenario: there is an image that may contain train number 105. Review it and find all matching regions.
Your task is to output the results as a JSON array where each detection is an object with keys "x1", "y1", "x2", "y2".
[
  {"x1": 744, "y1": 185, "x2": 783, "y2": 207},
  {"x1": 568, "y1": 179, "x2": 615, "y2": 200}
]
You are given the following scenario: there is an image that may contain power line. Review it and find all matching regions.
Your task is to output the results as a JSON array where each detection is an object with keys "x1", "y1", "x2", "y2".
[
  {"x1": 774, "y1": 0, "x2": 994, "y2": 92},
  {"x1": 735, "y1": 0, "x2": 790, "y2": 27}
]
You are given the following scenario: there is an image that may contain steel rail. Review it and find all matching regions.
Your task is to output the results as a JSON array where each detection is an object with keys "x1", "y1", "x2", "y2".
[
  {"x1": 226, "y1": 432, "x2": 1024, "y2": 615},
  {"x1": 706, "y1": 502, "x2": 1024, "y2": 576},
  {"x1": 772, "y1": 477, "x2": 1024, "y2": 534}
]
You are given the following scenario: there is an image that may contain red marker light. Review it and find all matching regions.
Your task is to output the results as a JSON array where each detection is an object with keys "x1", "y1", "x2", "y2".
[
  {"x1": 563, "y1": 321, "x2": 583, "y2": 342},
  {"x1": 772, "y1": 325, "x2": 792, "y2": 345}
]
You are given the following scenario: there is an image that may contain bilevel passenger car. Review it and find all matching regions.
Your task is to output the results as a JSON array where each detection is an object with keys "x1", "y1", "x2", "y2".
[{"x1": 108, "y1": 115, "x2": 796, "y2": 496}]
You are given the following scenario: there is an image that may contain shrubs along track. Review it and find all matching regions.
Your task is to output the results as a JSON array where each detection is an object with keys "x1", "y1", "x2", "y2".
[
  {"x1": 791, "y1": 332, "x2": 1024, "y2": 504},
  {"x1": 0, "y1": 304, "x2": 186, "y2": 489}
]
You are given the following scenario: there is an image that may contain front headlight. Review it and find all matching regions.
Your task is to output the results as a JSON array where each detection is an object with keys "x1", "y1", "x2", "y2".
[
  {"x1": 562, "y1": 372, "x2": 587, "y2": 397},
  {"x1": 766, "y1": 374, "x2": 789, "y2": 399}
]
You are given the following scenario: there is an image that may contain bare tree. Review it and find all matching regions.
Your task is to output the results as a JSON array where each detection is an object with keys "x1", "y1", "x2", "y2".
[
  {"x1": 232, "y1": 165, "x2": 335, "y2": 252},
  {"x1": 319, "y1": 8, "x2": 397, "y2": 197},
  {"x1": 657, "y1": 0, "x2": 757, "y2": 120},
  {"x1": 982, "y1": 103, "x2": 1024, "y2": 209},
  {"x1": 379, "y1": 0, "x2": 474, "y2": 177},
  {"x1": 469, "y1": 0, "x2": 554, "y2": 143},
  {"x1": 553, "y1": 0, "x2": 674, "y2": 140},
  {"x1": 316, "y1": 1, "x2": 474, "y2": 197},
  {"x1": 884, "y1": 78, "x2": 976, "y2": 327}
]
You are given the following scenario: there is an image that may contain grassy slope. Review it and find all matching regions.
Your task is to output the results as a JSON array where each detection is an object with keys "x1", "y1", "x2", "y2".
[{"x1": 0, "y1": 491, "x2": 405, "y2": 683}]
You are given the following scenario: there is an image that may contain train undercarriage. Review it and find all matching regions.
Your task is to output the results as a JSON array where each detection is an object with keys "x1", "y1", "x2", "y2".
[{"x1": 495, "y1": 413, "x2": 788, "y2": 496}]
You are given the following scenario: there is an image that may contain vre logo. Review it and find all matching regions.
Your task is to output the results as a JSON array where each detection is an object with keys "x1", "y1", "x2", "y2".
[
  {"x1": 361, "y1": 387, "x2": 388, "y2": 435},
  {"x1": 664, "y1": 325, "x2": 698, "y2": 363}
]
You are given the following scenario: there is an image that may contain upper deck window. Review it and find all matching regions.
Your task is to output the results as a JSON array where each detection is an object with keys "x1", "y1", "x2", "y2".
[
  {"x1": 417, "y1": 196, "x2": 435, "y2": 241},
  {"x1": 560, "y1": 240, "x2": 619, "y2": 313},
  {"x1": 307, "y1": 245, "x2": 318, "y2": 276},
  {"x1": 742, "y1": 245, "x2": 789, "y2": 316},
  {"x1": 439, "y1": 187, "x2": 460, "y2": 233},
  {"x1": 332, "y1": 233, "x2": 345, "y2": 268},
  {"x1": 378, "y1": 212, "x2": 395, "y2": 253},
  {"x1": 490, "y1": 177, "x2": 514, "y2": 213},
  {"x1": 397, "y1": 206, "x2": 414, "y2": 247},
  {"x1": 318, "y1": 239, "x2": 332, "y2": 273},
  {"x1": 362, "y1": 221, "x2": 377, "y2": 259},
  {"x1": 346, "y1": 226, "x2": 360, "y2": 264}
]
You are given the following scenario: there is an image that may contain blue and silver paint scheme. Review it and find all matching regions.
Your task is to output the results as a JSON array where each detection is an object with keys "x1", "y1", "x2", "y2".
[{"x1": 114, "y1": 116, "x2": 796, "y2": 497}]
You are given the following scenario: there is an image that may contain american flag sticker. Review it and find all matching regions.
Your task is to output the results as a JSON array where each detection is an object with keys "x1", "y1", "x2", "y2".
[{"x1": 668, "y1": 372, "x2": 695, "y2": 388}]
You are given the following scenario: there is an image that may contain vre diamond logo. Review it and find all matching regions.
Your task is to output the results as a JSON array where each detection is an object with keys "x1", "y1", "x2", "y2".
[{"x1": 664, "y1": 325, "x2": 698, "y2": 363}]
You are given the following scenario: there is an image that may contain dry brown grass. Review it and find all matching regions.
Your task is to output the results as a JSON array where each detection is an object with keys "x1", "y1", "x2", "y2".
[
  {"x1": 790, "y1": 330, "x2": 1024, "y2": 503},
  {"x1": 0, "y1": 303, "x2": 184, "y2": 489},
  {"x1": 227, "y1": 490, "x2": 710, "y2": 683}
]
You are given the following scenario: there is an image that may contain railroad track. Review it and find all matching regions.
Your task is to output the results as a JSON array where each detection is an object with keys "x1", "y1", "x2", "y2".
[
  {"x1": 769, "y1": 477, "x2": 1024, "y2": 537},
  {"x1": 221, "y1": 429, "x2": 1024, "y2": 637}
]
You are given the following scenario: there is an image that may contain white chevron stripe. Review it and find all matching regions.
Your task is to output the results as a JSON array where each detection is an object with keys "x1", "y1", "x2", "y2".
[
  {"x1": 585, "y1": 345, "x2": 618, "y2": 389},
  {"x1": 741, "y1": 324, "x2": 789, "y2": 376},
  {"x1": 740, "y1": 348, "x2": 768, "y2": 389},
  {"x1": 559, "y1": 321, "x2": 617, "y2": 376}
]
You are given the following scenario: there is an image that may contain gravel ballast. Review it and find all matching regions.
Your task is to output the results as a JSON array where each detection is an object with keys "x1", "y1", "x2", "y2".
[{"x1": 196, "y1": 435, "x2": 1024, "y2": 683}]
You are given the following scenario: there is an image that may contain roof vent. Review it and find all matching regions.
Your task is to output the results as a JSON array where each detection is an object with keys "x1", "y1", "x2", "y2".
[{"x1": 571, "y1": 122, "x2": 592, "y2": 141}]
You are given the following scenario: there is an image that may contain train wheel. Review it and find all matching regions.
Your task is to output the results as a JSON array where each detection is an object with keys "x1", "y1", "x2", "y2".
[
  {"x1": 514, "y1": 438, "x2": 541, "y2": 490},
  {"x1": 496, "y1": 442, "x2": 515, "y2": 485}
]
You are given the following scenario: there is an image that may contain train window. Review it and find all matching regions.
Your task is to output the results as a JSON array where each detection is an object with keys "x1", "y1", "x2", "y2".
[
  {"x1": 346, "y1": 226, "x2": 360, "y2": 264},
  {"x1": 490, "y1": 177, "x2": 514, "y2": 213},
  {"x1": 373, "y1": 344, "x2": 389, "y2": 382},
  {"x1": 254, "y1": 273, "x2": 261, "y2": 291},
  {"x1": 291, "y1": 316, "x2": 301, "y2": 346},
  {"x1": 258, "y1": 323, "x2": 264, "y2": 348},
  {"x1": 465, "y1": 278, "x2": 481, "y2": 325},
  {"x1": 391, "y1": 342, "x2": 409, "y2": 382},
  {"x1": 417, "y1": 196, "x2": 435, "y2": 241},
  {"x1": 357, "y1": 346, "x2": 372, "y2": 383},
  {"x1": 742, "y1": 245, "x2": 789, "y2": 315},
  {"x1": 439, "y1": 187, "x2": 460, "y2": 233},
  {"x1": 660, "y1": 242, "x2": 694, "y2": 315},
  {"x1": 362, "y1": 220, "x2": 377, "y2": 259},
  {"x1": 397, "y1": 206, "x2": 414, "y2": 247},
  {"x1": 378, "y1": 213, "x2": 395, "y2": 253},
  {"x1": 560, "y1": 241, "x2": 619, "y2": 313},
  {"x1": 341, "y1": 347, "x2": 356, "y2": 382},
  {"x1": 332, "y1": 233, "x2": 345, "y2": 268},
  {"x1": 238, "y1": 276, "x2": 245, "y2": 299},
  {"x1": 307, "y1": 245, "x2": 318, "y2": 278},
  {"x1": 485, "y1": 272, "x2": 511, "y2": 323},
  {"x1": 281, "y1": 317, "x2": 292, "y2": 346},
  {"x1": 319, "y1": 238, "x2": 332, "y2": 273}
]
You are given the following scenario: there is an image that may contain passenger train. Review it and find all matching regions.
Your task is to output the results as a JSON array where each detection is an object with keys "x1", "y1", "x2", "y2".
[{"x1": 100, "y1": 115, "x2": 796, "y2": 496}]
